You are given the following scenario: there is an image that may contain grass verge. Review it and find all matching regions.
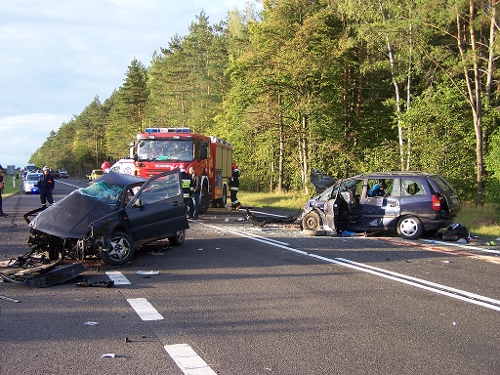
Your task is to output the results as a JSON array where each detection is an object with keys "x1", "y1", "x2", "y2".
[{"x1": 2, "y1": 185, "x2": 21, "y2": 199}]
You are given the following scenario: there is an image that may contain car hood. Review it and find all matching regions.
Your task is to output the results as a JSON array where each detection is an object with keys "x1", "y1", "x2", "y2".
[{"x1": 29, "y1": 190, "x2": 118, "y2": 239}]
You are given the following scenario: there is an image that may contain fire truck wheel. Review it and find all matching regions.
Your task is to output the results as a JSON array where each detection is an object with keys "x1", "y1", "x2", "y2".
[
  {"x1": 214, "y1": 188, "x2": 227, "y2": 208},
  {"x1": 219, "y1": 187, "x2": 228, "y2": 208},
  {"x1": 199, "y1": 187, "x2": 210, "y2": 214}
]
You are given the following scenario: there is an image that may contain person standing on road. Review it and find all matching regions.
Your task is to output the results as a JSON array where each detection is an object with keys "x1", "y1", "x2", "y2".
[
  {"x1": 229, "y1": 163, "x2": 241, "y2": 210},
  {"x1": 37, "y1": 166, "x2": 55, "y2": 208},
  {"x1": 188, "y1": 166, "x2": 201, "y2": 220},
  {"x1": 0, "y1": 165, "x2": 8, "y2": 217}
]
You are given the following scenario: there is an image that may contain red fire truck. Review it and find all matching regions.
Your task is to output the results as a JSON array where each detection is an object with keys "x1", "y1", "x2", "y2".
[{"x1": 130, "y1": 128, "x2": 233, "y2": 214}]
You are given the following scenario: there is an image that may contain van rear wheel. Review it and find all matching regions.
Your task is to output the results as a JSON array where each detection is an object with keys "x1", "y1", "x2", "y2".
[{"x1": 397, "y1": 216, "x2": 424, "y2": 239}]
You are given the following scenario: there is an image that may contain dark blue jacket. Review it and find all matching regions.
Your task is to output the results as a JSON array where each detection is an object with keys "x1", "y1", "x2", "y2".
[{"x1": 37, "y1": 174, "x2": 55, "y2": 191}]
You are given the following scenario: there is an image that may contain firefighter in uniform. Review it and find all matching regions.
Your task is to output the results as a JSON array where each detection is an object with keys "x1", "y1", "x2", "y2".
[
  {"x1": 37, "y1": 166, "x2": 55, "y2": 208},
  {"x1": 188, "y1": 166, "x2": 201, "y2": 220},
  {"x1": 229, "y1": 163, "x2": 241, "y2": 210},
  {"x1": 0, "y1": 165, "x2": 7, "y2": 217},
  {"x1": 181, "y1": 169, "x2": 192, "y2": 207}
]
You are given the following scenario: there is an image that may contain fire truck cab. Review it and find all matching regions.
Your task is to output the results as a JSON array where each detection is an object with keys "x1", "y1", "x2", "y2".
[{"x1": 130, "y1": 128, "x2": 233, "y2": 214}]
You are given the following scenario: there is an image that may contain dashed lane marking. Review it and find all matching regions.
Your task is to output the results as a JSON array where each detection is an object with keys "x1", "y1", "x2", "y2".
[
  {"x1": 165, "y1": 344, "x2": 217, "y2": 375},
  {"x1": 105, "y1": 271, "x2": 131, "y2": 285},
  {"x1": 127, "y1": 298, "x2": 164, "y2": 321}
]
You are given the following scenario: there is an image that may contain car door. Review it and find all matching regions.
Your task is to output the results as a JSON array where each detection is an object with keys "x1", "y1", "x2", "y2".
[
  {"x1": 359, "y1": 178, "x2": 400, "y2": 229},
  {"x1": 125, "y1": 170, "x2": 188, "y2": 243}
]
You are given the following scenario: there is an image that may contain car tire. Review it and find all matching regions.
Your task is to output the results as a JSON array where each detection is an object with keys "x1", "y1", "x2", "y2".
[
  {"x1": 397, "y1": 216, "x2": 424, "y2": 240},
  {"x1": 302, "y1": 211, "x2": 322, "y2": 231},
  {"x1": 100, "y1": 231, "x2": 135, "y2": 265},
  {"x1": 168, "y1": 229, "x2": 186, "y2": 246}
]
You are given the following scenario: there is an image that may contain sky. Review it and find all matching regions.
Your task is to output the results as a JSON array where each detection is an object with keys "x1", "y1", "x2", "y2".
[{"x1": 0, "y1": 0, "x2": 258, "y2": 170}]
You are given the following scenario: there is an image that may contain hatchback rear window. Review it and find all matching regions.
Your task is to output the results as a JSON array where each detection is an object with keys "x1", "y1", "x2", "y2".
[{"x1": 429, "y1": 175, "x2": 455, "y2": 194}]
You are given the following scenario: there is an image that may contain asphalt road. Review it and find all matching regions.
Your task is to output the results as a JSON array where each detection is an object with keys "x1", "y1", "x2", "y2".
[{"x1": 1, "y1": 180, "x2": 500, "y2": 374}]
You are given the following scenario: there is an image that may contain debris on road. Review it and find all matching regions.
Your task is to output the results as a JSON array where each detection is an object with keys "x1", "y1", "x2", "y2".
[
  {"x1": 76, "y1": 279, "x2": 114, "y2": 287},
  {"x1": 0, "y1": 294, "x2": 20, "y2": 303},
  {"x1": 1, "y1": 254, "x2": 86, "y2": 287},
  {"x1": 246, "y1": 208, "x2": 301, "y2": 227},
  {"x1": 137, "y1": 270, "x2": 159, "y2": 276}
]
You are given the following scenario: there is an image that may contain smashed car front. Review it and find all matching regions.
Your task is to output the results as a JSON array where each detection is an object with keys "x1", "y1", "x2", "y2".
[{"x1": 27, "y1": 180, "x2": 124, "y2": 258}]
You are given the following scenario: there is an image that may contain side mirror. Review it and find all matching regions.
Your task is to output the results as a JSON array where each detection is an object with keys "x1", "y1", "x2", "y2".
[{"x1": 133, "y1": 199, "x2": 143, "y2": 208}]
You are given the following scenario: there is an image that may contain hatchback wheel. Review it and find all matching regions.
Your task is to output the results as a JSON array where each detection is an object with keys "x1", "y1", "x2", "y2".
[
  {"x1": 100, "y1": 231, "x2": 135, "y2": 265},
  {"x1": 397, "y1": 216, "x2": 424, "y2": 240},
  {"x1": 168, "y1": 229, "x2": 185, "y2": 246}
]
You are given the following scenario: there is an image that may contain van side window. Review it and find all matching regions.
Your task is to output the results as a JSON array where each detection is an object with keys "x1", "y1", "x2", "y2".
[
  {"x1": 366, "y1": 178, "x2": 394, "y2": 197},
  {"x1": 402, "y1": 179, "x2": 425, "y2": 196}
]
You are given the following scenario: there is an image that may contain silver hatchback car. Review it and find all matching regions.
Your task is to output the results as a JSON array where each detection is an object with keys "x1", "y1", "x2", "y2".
[
  {"x1": 301, "y1": 171, "x2": 461, "y2": 239},
  {"x1": 23, "y1": 173, "x2": 41, "y2": 194}
]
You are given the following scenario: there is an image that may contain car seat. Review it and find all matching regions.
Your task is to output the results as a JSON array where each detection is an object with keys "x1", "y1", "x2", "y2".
[{"x1": 340, "y1": 189, "x2": 358, "y2": 214}]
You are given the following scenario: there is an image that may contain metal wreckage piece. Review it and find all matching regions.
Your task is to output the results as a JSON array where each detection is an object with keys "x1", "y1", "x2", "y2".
[
  {"x1": 0, "y1": 254, "x2": 86, "y2": 288},
  {"x1": 245, "y1": 208, "x2": 302, "y2": 227}
]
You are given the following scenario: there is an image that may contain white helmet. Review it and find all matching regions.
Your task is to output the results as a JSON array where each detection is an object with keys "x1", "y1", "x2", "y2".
[{"x1": 43, "y1": 166, "x2": 50, "y2": 171}]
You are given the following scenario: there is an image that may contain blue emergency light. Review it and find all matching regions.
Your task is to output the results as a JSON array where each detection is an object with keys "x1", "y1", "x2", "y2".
[{"x1": 145, "y1": 128, "x2": 192, "y2": 134}]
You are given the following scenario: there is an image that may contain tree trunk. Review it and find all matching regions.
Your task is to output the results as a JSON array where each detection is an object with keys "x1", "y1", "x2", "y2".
[
  {"x1": 301, "y1": 113, "x2": 309, "y2": 195},
  {"x1": 278, "y1": 93, "x2": 284, "y2": 193},
  {"x1": 456, "y1": 1, "x2": 485, "y2": 205}
]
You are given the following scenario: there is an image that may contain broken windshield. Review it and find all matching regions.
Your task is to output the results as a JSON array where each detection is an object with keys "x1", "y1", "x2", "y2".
[{"x1": 79, "y1": 182, "x2": 123, "y2": 205}]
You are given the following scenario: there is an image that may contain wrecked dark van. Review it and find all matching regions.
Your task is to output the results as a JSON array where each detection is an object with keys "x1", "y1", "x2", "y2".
[
  {"x1": 301, "y1": 171, "x2": 461, "y2": 239},
  {"x1": 25, "y1": 170, "x2": 188, "y2": 265}
]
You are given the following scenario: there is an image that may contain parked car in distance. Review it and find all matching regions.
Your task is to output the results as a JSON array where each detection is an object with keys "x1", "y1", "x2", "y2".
[
  {"x1": 301, "y1": 171, "x2": 461, "y2": 239},
  {"x1": 58, "y1": 169, "x2": 69, "y2": 178},
  {"x1": 25, "y1": 170, "x2": 189, "y2": 265},
  {"x1": 23, "y1": 173, "x2": 41, "y2": 194},
  {"x1": 87, "y1": 169, "x2": 104, "y2": 181}
]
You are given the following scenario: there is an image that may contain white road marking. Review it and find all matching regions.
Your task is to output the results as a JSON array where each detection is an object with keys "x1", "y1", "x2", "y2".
[
  {"x1": 422, "y1": 239, "x2": 500, "y2": 255},
  {"x1": 105, "y1": 271, "x2": 131, "y2": 285},
  {"x1": 165, "y1": 344, "x2": 217, "y2": 375},
  {"x1": 127, "y1": 298, "x2": 164, "y2": 321},
  {"x1": 200, "y1": 222, "x2": 500, "y2": 312}
]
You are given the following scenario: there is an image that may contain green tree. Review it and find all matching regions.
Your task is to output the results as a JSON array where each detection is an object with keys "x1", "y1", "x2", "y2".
[
  {"x1": 106, "y1": 59, "x2": 149, "y2": 160},
  {"x1": 417, "y1": 0, "x2": 500, "y2": 204}
]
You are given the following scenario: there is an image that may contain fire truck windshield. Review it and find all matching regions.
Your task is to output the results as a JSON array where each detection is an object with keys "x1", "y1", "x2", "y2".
[{"x1": 137, "y1": 139, "x2": 194, "y2": 162}]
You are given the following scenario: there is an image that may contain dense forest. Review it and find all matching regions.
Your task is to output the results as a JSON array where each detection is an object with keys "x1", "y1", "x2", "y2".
[{"x1": 30, "y1": 0, "x2": 500, "y2": 206}]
